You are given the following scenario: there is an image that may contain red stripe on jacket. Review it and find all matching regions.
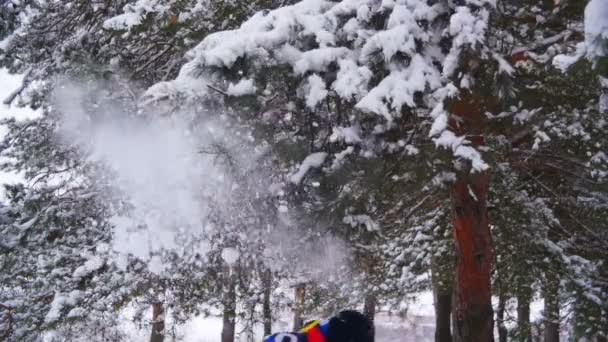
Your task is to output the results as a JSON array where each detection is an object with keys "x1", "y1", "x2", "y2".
[{"x1": 306, "y1": 326, "x2": 325, "y2": 342}]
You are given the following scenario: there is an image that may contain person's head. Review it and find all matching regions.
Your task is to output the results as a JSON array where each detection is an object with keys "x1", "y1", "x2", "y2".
[{"x1": 327, "y1": 310, "x2": 374, "y2": 342}]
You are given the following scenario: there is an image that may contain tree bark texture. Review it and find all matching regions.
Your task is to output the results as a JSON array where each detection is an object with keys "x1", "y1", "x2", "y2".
[
  {"x1": 543, "y1": 272, "x2": 560, "y2": 342},
  {"x1": 432, "y1": 254, "x2": 454, "y2": 342},
  {"x1": 497, "y1": 292, "x2": 508, "y2": 342},
  {"x1": 221, "y1": 272, "x2": 237, "y2": 342},
  {"x1": 451, "y1": 173, "x2": 494, "y2": 342},
  {"x1": 517, "y1": 289, "x2": 532, "y2": 342},
  {"x1": 293, "y1": 283, "x2": 306, "y2": 331},
  {"x1": 263, "y1": 269, "x2": 273, "y2": 336},
  {"x1": 150, "y1": 301, "x2": 165, "y2": 342},
  {"x1": 434, "y1": 288, "x2": 453, "y2": 342},
  {"x1": 364, "y1": 293, "x2": 376, "y2": 323}
]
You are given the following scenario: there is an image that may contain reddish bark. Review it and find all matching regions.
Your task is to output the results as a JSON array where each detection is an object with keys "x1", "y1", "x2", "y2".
[
  {"x1": 510, "y1": 52, "x2": 530, "y2": 64},
  {"x1": 451, "y1": 172, "x2": 494, "y2": 342},
  {"x1": 448, "y1": 89, "x2": 494, "y2": 342}
]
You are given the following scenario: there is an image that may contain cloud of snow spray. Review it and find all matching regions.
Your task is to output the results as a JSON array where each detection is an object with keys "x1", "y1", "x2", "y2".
[
  {"x1": 52, "y1": 78, "x2": 349, "y2": 280},
  {"x1": 53, "y1": 80, "x2": 231, "y2": 272}
]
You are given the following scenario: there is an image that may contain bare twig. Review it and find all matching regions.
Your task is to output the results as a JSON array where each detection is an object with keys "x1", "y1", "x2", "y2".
[
  {"x1": 511, "y1": 30, "x2": 573, "y2": 56},
  {"x1": 206, "y1": 84, "x2": 229, "y2": 97},
  {"x1": 132, "y1": 43, "x2": 174, "y2": 78}
]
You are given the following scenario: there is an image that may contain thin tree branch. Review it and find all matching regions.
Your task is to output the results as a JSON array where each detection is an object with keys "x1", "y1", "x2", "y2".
[{"x1": 2, "y1": 68, "x2": 32, "y2": 106}]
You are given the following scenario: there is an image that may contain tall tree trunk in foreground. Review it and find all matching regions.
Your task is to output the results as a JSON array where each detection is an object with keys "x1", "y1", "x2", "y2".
[
  {"x1": 543, "y1": 272, "x2": 560, "y2": 342},
  {"x1": 447, "y1": 55, "x2": 496, "y2": 340},
  {"x1": 150, "y1": 301, "x2": 165, "y2": 342},
  {"x1": 293, "y1": 283, "x2": 306, "y2": 330},
  {"x1": 434, "y1": 288, "x2": 453, "y2": 342},
  {"x1": 362, "y1": 254, "x2": 377, "y2": 327},
  {"x1": 451, "y1": 172, "x2": 494, "y2": 342},
  {"x1": 432, "y1": 255, "x2": 453, "y2": 342},
  {"x1": 262, "y1": 269, "x2": 273, "y2": 336},
  {"x1": 221, "y1": 270, "x2": 237, "y2": 342}
]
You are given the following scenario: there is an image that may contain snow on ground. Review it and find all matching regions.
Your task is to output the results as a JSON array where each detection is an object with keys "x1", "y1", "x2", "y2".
[
  {"x1": 125, "y1": 311, "x2": 435, "y2": 342},
  {"x1": 159, "y1": 291, "x2": 545, "y2": 342},
  {"x1": 119, "y1": 292, "x2": 438, "y2": 341},
  {"x1": 180, "y1": 313, "x2": 435, "y2": 342}
]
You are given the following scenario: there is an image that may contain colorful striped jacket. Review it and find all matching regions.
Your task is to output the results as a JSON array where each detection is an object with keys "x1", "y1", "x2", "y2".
[{"x1": 263, "y1": 320, "x2": 330, "y2": 342}]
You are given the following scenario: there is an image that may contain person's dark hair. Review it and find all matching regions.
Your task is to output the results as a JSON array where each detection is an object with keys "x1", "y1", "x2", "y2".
[{"x1": 327, "y1": 310, "x2": 374, "y2": 342}]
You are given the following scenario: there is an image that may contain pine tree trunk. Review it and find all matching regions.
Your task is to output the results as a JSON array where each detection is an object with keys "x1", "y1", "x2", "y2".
[
  {"x1": 362, "y1": 254, "x2": 377, "y2": 328},
  {"x1": 432, "y1": 255, "x2": 453, "y2": 342},
  {"x1": 222, "y1": 272, "x2": 237, "y2": 342},
  {"x1": 517, "y1": 290, "x2": 532, "y2": 342},
  {"x1": 451, "y1": 173, "x2": 494, "y2": 342},
  {"x1": 543, "y1": 273, "x2": 560, "y2": 342},
  {"x1": 263, "y1": 269, "x2": 273, "y2": 336},
  {"x1": 364, "y1": 293, "x2": 376, "y2": 323},
  {"x1": 434, "y1": 288, "x2": 453, "y2": 342},
  {"x1": 293, "y1": 283, "x2": 306, "y2": 330},
  {"x1": 497, "y1": 292, "x2": 508, "y2": 342},
  {"x1": 150, "y1": 301, "x2": 165, "y2": 342}
]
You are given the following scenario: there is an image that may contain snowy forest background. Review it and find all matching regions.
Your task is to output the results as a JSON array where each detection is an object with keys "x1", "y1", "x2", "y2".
[{"x1": 0, "y1": 0, "x2": 607, "y2": 341}]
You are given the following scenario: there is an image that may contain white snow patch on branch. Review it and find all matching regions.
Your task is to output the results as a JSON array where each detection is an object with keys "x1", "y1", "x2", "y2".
[
  {"x1": 329, "y1": 126, "x2": 361, "y2": 144},
  {"x1": 585, "y1": 0, "x2": 608, "y2": 61},
  {"x1": 72, "y1": 256, "x2": 104, "y2": 279},
  {"x1": 227, "y1": 79, "x2": 257, "y2": 96},
  {"x1": 104, "y1": 0, "x2": 170, "y2": 30},
  {"x1": 343, "y1": 214, "x2": 380, "y2": 232},
  {"x1": 221, "y1": 248, "x2": 239, "y2": 266},
  {"x1": 493, "y1": 53, "x2": 515, "y2": 75},
  {"x1": 306, "y1": 74, "x2": 328, "y2": 108},
  {"x1": 290, "y1": 152, "x2": 328, "y2": 184},
  {"x1": 552, "y1": 43, "x2": 586, "y2": 73},
  {"x1": 434, "y1": 131, "x2": 489, "y2": 172},
  {"x1": 294, "y1": 47, "x2": 350, "y2": 74},
  {"x1": 45, "y1": 291, "x2": 80, "y2": 324},
  {"x1": 332, "y1": 59, "x2": 372, "y2": 100}
]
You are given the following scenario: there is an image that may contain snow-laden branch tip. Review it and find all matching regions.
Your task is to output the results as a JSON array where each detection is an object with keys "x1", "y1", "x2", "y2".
[
  {"x1": 584, "y1": 0, "x2": 608, "y2": 62},
  {"x1": 290, "y1": 152, "x2": 328, "y2": 184},
  {"x1": 221, "y1": 247, "x2": 240, "y2": 266},
  {"x1": 553, "y1": 0, "x2": 608, "y2": 72},
  {"x1": 2, "y1": 68, "x2": 32, "y2": 106},
  {"x1": 226, "y1": 79, "x2": 257, "y2": 96}
]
